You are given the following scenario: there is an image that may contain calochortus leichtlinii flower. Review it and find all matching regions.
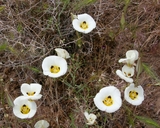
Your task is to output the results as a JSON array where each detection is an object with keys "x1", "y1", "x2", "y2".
[
  {"x1": 55, "y1": 48, "x2": 70, "y2": 59},
  {"x1": 21, "y1": 83, "x2": 42, "y2": 100},
  {"x1": 72, "y1": 13, "x2": 96, "y2": 34},
  {"x1": 124, "y1": 83, "x2": 144, "y2": 106},
  {"x1": 116, "y1": 65, "x2": 134, "y2": 83},
  {"x1": 84, "y1": 111, "x2": 97, "y2": 125},
  {"x1": 42, "y1": 55, "x2": 67, "y2": 78},
  {"x1": 94, "y1": 86, "x2": 122, "y2": 113},
  {"x1": 119, "y1": 50, "x2": 139, "y2": 66},
  {"x1": 34, "y1": 120, "x2": 49, "y2": 128},
  {"x1": 13, "y1": 96, "x2": 37, "y2": 119}
]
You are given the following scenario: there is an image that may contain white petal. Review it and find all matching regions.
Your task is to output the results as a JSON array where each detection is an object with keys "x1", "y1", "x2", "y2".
[
  {"x1": 29, "y1": 94, "x2": 42, "y2": 100},
  {"x1": 116, "y1": 70, "x2": 133, "y2": 83},
  {"x1": 42, "y1": 56, "x2": 68, "y2": 78},
  {"x1": 124, "y1": 83, "x2": 144, "y2": 105},
  {"x1": 122, "y1": 65, "x2": 135, "y2": 77},
  {"x1": 84, "y1": 112, "x2": 97, "y2": 125},
  {"x1": 34, "y1": 120, "x2": 49, "y2": 128},
  {"x1": 126, "y1": 50, "x2": 139, "y2": 60},
  {"x1": 118, "y1": 58, "x2": 128, "y2": 63},
  {"x1": 21, "y1": 83, "x2": 42, "y2": 100},
  {"x1": 119, "y1": 50, "x2": 139, "y2": 65},
  {"x1": 101, "y1": 86, "x2": 122, "y2": 113},
  {"x1": 27, "y1": 101, "x2": 37, "y2": 118},
  {"x1": 55, "y1": 48, "x2": 70, "y2": 59},
  {"x1": 126, "y1": 50, "x2": 139, "y2": 63},
  {"x1": 30, "y1": 83, "x2": 42, "y2": 95},
  {"x1": 89, "y1": 113, "x2": 97, "y2": 120},
  {"x1": 72, "y1": 13, "x2": 96, "y2": 34},
  {"x1": 13, "y1": 96, "x2": 37, "y2": 119},
  {"x1": 94, "y1": 86, "x2": 122, "y2": 113},
  {"x1": 21, "y1": 83, "x2": 31, "y2": 96},
  {"x1": 84, "y1": 111, "x2": 89, "y2": 119},
  {"x1": 94, "y1": 93, "x2": 107, "y2": 111}
]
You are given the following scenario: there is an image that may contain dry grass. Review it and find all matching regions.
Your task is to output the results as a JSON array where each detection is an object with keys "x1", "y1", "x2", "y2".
[{"x1": 0, "y1": 0, "x2": 160, "y2": 127}]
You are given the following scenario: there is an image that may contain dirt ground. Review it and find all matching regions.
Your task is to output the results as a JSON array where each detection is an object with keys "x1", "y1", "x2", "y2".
[{"x1": 0, "y1": 0, "x2": 160, "y2": 128}]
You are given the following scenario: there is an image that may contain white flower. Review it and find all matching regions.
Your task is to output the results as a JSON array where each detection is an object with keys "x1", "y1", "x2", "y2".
[
  {"x1": 116, "y1": 65, "x2": 135, "y2": 83},
  {"x1": 34, "y1": 120, "x2": 49, "y2": 128},
  {"x1": 94, "y1": 86, "x2": 122, "y2": 113},
  {"x1": 84, "y1": 111, "x2": 97, "y2": 125},
  {"x1": 42, "y1": 55, "x2": 67, "y2": 78},
  {"x1": 72, "y1": 13, "x2": 96, "y2": 34},
  {"x1": 55, "y1": 48, "x2": 70, "y2": 59},
  {"x1": 124, "y1": 83, "x2": 144, "y2": 106},
  {"x1": 21, "y1": 83, "x2": 42, "y2": 100},
  {"x1": 119, "y1": 50, "x2": 139, "y2": 65},
  {"x1": 13, "y1": 96, "x2": 37, "y2": 119}
]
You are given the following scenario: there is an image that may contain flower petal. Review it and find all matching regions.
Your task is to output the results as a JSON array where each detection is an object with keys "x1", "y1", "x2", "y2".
[
  {"x1": 122, "y1": 65, "x2": 135, "y2": 77},
  {"x1": 30, "y1": 83, "x2": 42, "y2": 95},
  {"x1": 21, "y1": 83, "x2": 31, "y2": 96},
  {"x1": 21, "y1": 83, "x2": 42, "y2": 100},
  {"x1": 13, "y1": 96, "x2": 37, "y2": 119},
  {"x1": 124, "y1": 83, "x2": 144, "y2": 105},
  {"x1": 55, "y1": 48, "x2": 70, "y2": 59},
  {"x1": 126, "y1": 50, "x2": 139, "y2": 61},
  {"x1": 72, "y1": 13, "x2": 96, "y2": 34},
  {"x1": 84, "y1": 111, "x2": 89, "y2": 119},
  {"x1": 42, "y1": 56, "x2": 68, "y2": 78},
  {"x1": 116, "y1": 70, "x2": 133, "y2": 83},
  {"x1": 94, "y1": 86, "x2": 122, "y2": 113},
  {"x1": 119, "y1": 50, "x2": 139, "y2": 65},
  {"x1": 34, "y1": 120, "x2": 49, "y2": 128}
]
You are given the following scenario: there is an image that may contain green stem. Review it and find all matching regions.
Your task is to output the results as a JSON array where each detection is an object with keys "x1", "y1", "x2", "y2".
[{"x1": 76, "y1": 31, "x2": 82, "y2": 47}]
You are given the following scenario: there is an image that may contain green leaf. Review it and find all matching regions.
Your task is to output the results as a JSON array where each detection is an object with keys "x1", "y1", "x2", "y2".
[
  {"x1": 136, "y1": 57, "x2": 143, "y2": 78},
  {"x1": 125, "y1": 106, "x2": 135, "y2": 127},
  {"x1": 73, "y1": 0, "x2": 97, "y2": 11},
  {"x1": 155, "y1": 82, "x2": 160, "y2": 86},
  {"x1": 6, "y1": 92, "x2": 14, "y2": 107},
  {"x1": 28, "y1": 67, "x2": 41, "y2": 73},
  {"x1": 125, "y1": 0, "x2": 130, "y2": 5},
  {"x1": 0, "y1": 43, "x2": 8, "y2": 51},
  {"x1": 0, "y1": 5, "x2": 5, "y2": 12},
  {"x1": 142, "y1": 63, "x2": 160, "y2": 82},
  {"x1": 123, "y1": 0, "x2": 130, "y2": 13},
  {"x1": 120, "y1": 12, "x2": 125, "y2": 30},
  {"x1": 135, "y1": 116, "x2": 160, "y2": 128},
  {"x1": 17, "y1": 23, "x2": 23, "y2": 32}
]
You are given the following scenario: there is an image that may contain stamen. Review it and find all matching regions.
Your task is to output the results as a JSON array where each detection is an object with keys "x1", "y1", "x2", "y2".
[
  {"x1": 21, "y1": 104, "x2": 30, "y2": 114},
  {"x1": 129, "y1": 90, "x2": 138, "y2": 100},
  {"x1": 103, "y1": 96, "x2": 113, "y2": 106},
  {"x1": 26, "y1": 92, "x2": 35, "y2": 96},
  {"x1": 128, "y1": 73, "x2": 131, "y2": 76},
  {"x1": 124, "y1": 72, "x2": 127, "y2": 76},
  {"x1": 50, "y1": 65, "x2": 60, "y2": 73},
  {"x1": 80, "y1": 21, "x2": 88, "y2": 29}
]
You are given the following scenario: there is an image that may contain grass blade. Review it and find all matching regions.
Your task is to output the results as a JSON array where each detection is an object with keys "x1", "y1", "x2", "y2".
[
  {"x1": 142, "y1": 63, "x2": 160, "y2": 82},
  {"x1": 135, "y1": 115, "x2": 160, "y2": 128}
]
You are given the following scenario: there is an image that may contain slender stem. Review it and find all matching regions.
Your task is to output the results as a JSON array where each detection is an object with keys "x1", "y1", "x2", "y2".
[{"x1": 76, "y1": 31, "x2": 82, "y2": 47}]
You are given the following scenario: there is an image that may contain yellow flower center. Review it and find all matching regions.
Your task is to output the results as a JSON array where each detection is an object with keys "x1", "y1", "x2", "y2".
[
  {"x1": 80, "y1": 21, "x2": 88, "y2": 29},
  {"x1": 50, "y1": 65, "x2": 60, "y2": 73},
  {"x1": 26, "y1": 92, "x2": 35, "y2": 96},
  {"x1": 21, "y1": 104, "x2": 30, "y2": 114},
  {"x1": 129, "y1": 90, "x2": 138, "y2": 100},
  {"x1": 103, "y1": 96, "x2": 113, "y2": 106},
  {"x1": 127, "y1": 63, "x2": 133, "y2": 67}
]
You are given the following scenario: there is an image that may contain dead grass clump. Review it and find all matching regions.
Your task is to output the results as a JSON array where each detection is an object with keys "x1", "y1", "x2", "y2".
[{"x1": 0, "y1": 0, "x2": 160, "y2": 127}]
